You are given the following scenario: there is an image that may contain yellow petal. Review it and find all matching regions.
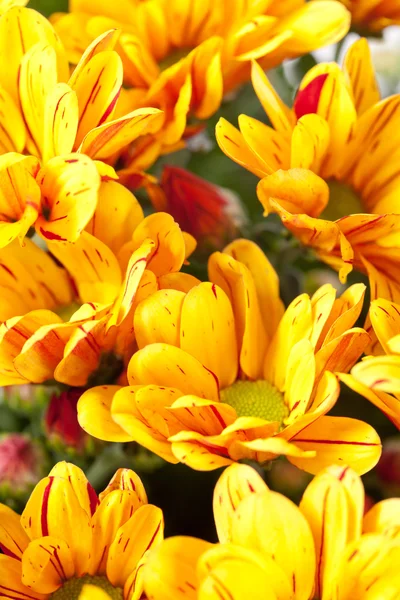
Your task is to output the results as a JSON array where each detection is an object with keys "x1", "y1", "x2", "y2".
[
  {"x1": 215, "y1": 117, "x2": 269, "y2": 178},
  {"x1": 290, "y1": 114, "x2": 330, "y2": 172},
  {"x1": 68, "y1": 29, "x2": 121, "y2": 88},
  {"x1": 221, "y1": 239, "x2": 284, "y2": 339},
  {"x1": 143, "y1": 536, "x2": 212, "y2": 600},
  {"x1": 48, "y1": 231, "x2": 121, "y2": 304},
  {"x1": 90, "y1": 488, "x2": 147, "y2": 575},
  {"x1": 131, "y1": 212, "x2": 186, "y2": 277},
  {"x1": 229, "y1": 437, "x2": 315, "y2": 464},
  {"x1": 289, "y1": 415, "x2": 381, "y2": 475},
  {"x1": 369, "y1": 298, "x2": 400, "y2": 355},
  {"x1": 351, "y1": 355, "x2": 400, "y2": 394},
  {"x1": 300, "y1": 468, "x2": 352, "y2": 600},
  {"x1": 340, "y1": 372, "x2": 400, "y2": 430},
  {"x1": 320, "y1": 283, "x2": 366, "y2": 347},
  {"x1": 107, "y1": 239, "x2": 155, "y2": 328},
  {"x1": 363, "y1": 498, "x2": 400, "y2": 537},
  {"x1": 208, "y1": 250, "x2": 268, "y2": 380},
  {"x1": 0, "y1": 554, "x2": 44, "y2": 600},
  {"x1": 71, "y1": 50, "x2": 123, "y2": 147},
  {"x1": 238, "y1": 114, "x2": 289, "y2": 174},
  {"x1": 78, "y1": 385, "x2": 134, "y2": 442},
  {"x1": 128, "y1": 343, "x2": 219, "y2": 400},
  {"x1": 0, "y1": 152, "x2": 40, "y2": 246},
  {"x1": 36, "y1": 155, "x2": 101, "y2": 243},
  {"x1": 343, "y1": 38, "x2": 380, "y2": 116},
  {"x1": 171, "y1": 436, "x2": 233, "y2": 471},
  {"x1": 251, "y1": 61, "x2": 295, "y2": 137},
  {"x1": 180, "y1": 283, "x2": 238, "y2": 389},
  {"x1": 0, "y1": 504, "x2": 29, "y2": 559},
  {"x1": 257, "y1": 168, "x2": 329, "y2": 218},
  {"x1": 107, "y1": 504, "x2": 164, "y2": 588},
  {"x1": 169, "y1": 396, "x2": 236, "y2": 437},
  {"x1": 264, "y1": 294, "x2": 312, "y2": 391},
  {"x1": 85, "y1": 180, "x2": 143, "y2": 255},
  {"x1": 213, "y1": 463, "x2": 267, "y2": 544},
  {"x1": 199, "y1": 546, "x2": 280, "y2": 600},
  {"x1": 21, "y1": 536, "x2": 75, "y2": 593},
  {"x1": 21, "y1": 475, "x2": 92, "y2": 576},
  {"x1": 231, "y1": 490, "x2": 315, "y2": 600},
  {"x1": 284, "y1": 339, "x2": 315, "y2": 419},
  {"x1": 49, "y1": 461, "x2": 99, "y2": 517},
  {"x1": 19, "y1": 42, "x2": 58, "y2": 156},
  {"x1": 111, "y1": 385, "x2": 182, "y2": 463},
  {"x1": 43, "y1": 83, "x2": 79, "y2": 163},
  {"x1": 0, "y1": 84, "x2": 26, "y2": 153},
  {"x1": 99, "y1": 468, "x2": 147, "y2": 504},
  {"x1": 79, "y1": 107, "x2": 163, "y2": 159},
  {"x1": 315, "y1": 328, "x2": 370, "y2": 380},
  {"x1": 134, "y1": 289, "x2": 185, "y2": 348}
]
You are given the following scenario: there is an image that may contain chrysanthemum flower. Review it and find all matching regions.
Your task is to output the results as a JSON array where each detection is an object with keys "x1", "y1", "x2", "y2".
[
  {"x1": 217, "y1": 38, "x2": 400, "y2": 302},
  {"x1": 0, "y1": 10, "x2": 162, "y2": 165},
  {"x1": 0, "y1": 184, "x2": 197, "y2": 387},
  {"x1": 341, "y1": 297, "x2": 400, "y2": 430},
  {"x1": 0, "y1": 461, "x2": 164, "y2": 599},
  {"x1": 143, "y1": 463, "x2": 400, "y2": 600},
  {"x1": 340, "y1": 0, "x2": 400, "y2": 31},
  {"x1": 78, "y1": 238, "x2": 380, "y2": 474},
  {"x1": 51, "y1": 0, "x2": 350, "y2": 161}
]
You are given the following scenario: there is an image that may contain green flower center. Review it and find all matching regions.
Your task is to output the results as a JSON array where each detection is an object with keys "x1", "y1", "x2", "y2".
[
  {"x1": 321, "y1": 179, "x2": 364, "y2": 221},
  {"x1": 220, "y1": 380, "x2": 288, "y2": 423},
  {"x1": 51, "y1": 575, "x2": 123, "y2": 600}
]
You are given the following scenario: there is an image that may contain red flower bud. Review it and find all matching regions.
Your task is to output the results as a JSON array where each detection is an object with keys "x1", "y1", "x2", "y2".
[{"x1": 149, "y1": 166, "x2": 244, "y2": 250}]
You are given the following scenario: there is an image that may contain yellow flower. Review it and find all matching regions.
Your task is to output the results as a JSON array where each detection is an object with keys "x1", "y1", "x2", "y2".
[
  {"x1": 341, "y1": 297, "x2": 400, "y2": 430},
  {"x1": 52, "y1": 0, "x2": 350, "y2": 162},
  {"x1": 217, "y1": 38, "x2": 400, "y2": 303},
  {"x1": 143, "y1": 463, "x2": 400, "y2": 600},
  {"x1": 0, "y1": 9, "x2": 163, "y2": 162},
  {"x1": 0, "y1": 184, "x2": 197, "y2": 387},
  {"x1": 0, "y1": 461, "x2": 164, "y2": 599},
  {"x1": 78, "y1": 238, "x2": 380, "y2": 474},
  {"x1": 340, "y1": 0, "x2": 400, "y2": 31}
]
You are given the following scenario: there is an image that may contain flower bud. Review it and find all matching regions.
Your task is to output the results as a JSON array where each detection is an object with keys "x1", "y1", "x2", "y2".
[{"x1": 45, "y1": 389, "x2": 89, "y2": 452}]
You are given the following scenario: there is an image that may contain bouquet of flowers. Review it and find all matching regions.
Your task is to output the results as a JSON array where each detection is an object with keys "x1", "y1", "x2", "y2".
[{"x1": 0, "y1": 0, "x2": 400, "y2": 598}]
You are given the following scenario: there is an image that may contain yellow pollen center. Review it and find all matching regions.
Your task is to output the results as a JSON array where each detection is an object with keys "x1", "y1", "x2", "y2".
[
  {"x1": 220, "y1": 380, "x2": 288, "y2": 423},
  {"x1": 321, "y1": 179, "x2": 364, "y2": 221},
  {"x1": 51, "y1": 575, "x2": 123, "y2": 600}
]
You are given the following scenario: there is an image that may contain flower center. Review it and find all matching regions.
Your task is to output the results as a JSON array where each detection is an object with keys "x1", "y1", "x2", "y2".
[
  {"x1": 220, "y1": 380, "x2": 288, "y2": 423},
  {"x1": 321, "y1": 179, "x2": 364, "y2": 221},
  {"x1": 51, "y1": 575, "x2": 123, "y2": 600}
]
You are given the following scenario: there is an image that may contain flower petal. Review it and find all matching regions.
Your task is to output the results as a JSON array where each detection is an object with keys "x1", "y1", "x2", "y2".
[
  {"x1": 180, "y1": 283, "x2": 238, "y2": 389},
  {"x1": 291, "y1": 114, "x2": 330, "y2": 172},
  {"x1": 111, "y1": 385, "x2": 181, "y2": 463},
  {"x1": 48, "y1": 231, "x2": 121, "y2": 304},
  {"x1": 21, "y1": 536, "x2": 75, "y2": 593},
  {"x1": 36, "y1": 155, "x2": 101, "y2": 243},
  {"x1": 71, "y1": 50, "x2": 123, "y2": 147},
  {"x1": 213, "y1": 463, "x2": 267, "y2": 544},
  {"x1": 231, "y1": 490, "x2": 315, "y2": 600},
  {"x1": 79, "y1": 107, "x2": 163, "y2": 159},
  {"x1": 351, "y1": 355, "x2": 400, "y2": 394},
  {"x1": 49, "y1": 462, "x2": 99, "y2": 518},
  {"x1": 135, "y1": 289, "x2": 185, "y2": 348},
  {"x1": 0, "y1": 554, "x2": 44, "y2": 600},
  {"x1": 107, "y1": 504, "x2": 164, "y2": 588},
  {"x1": 128, "y1": 343, "x2": 219, "y2": 400},
  {"x1": 221, "y1": 238, "x2": 284, "y2": 339},
  {"x1": 78, "y1": 385, "x2": 134, "y2": 442},
  {"x1": 43, "y1": 83, "x2": 79, "y2": 163},
  {"x1": 20, "y1": 475, "x2": 92, "y2": 576},
  {"x1": 343, "y1": 38, "x2": 380, "y2": 117},
  {"x1": 215, "y1": 117, "x2": 269, "y2": 178},
  {"x1": 0, "y1": 504, "x2": 29, "y2": 559},
  {"x1": 364, "y1": 498, "x2": 400, "y2": 537},
  {"x1": 289, "y1": 415, "x2": 381, "y2": 475},
  {"x1": 143, "y1": 536, "x2": 211, "y2": 600}
]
